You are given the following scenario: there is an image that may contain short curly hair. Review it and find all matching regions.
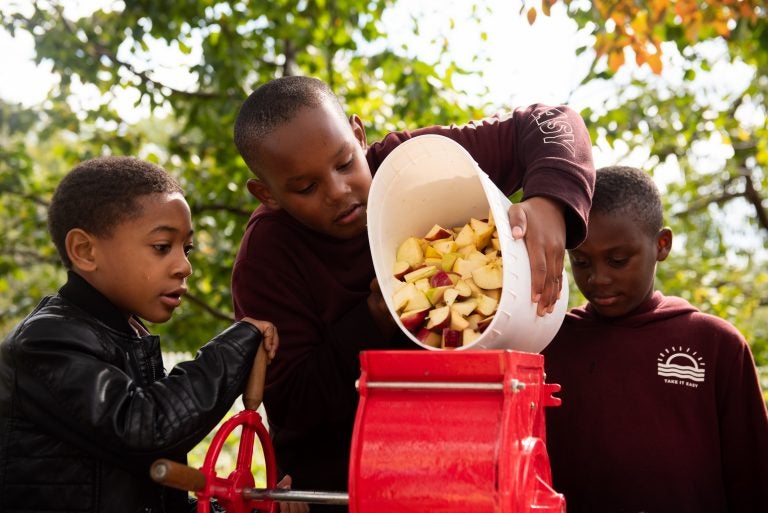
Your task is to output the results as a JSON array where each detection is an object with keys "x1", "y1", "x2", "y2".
[
  {"x1": 48, "y1": 156, "x2": 183, "y2": 269},
  {"x1": 591, "y1": 165, "x2": 664, "y2": 237},
  {"x1": 233, "y1": 75, "x2": 346, "y2": 177}
]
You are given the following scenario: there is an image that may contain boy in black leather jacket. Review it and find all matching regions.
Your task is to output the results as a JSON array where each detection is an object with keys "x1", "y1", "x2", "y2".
[{"x1": 0, "y1": 156, "x2": 280, "y2": 513}]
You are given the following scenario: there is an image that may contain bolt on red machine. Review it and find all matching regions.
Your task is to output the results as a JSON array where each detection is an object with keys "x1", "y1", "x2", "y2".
[{"x1": 151, "y1": 347, "x2": 564, "y2": 513}]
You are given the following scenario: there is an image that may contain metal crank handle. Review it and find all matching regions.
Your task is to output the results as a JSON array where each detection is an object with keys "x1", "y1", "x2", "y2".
[{"x1": 150, "y1": 459, "x2": 349, "y2": 505}]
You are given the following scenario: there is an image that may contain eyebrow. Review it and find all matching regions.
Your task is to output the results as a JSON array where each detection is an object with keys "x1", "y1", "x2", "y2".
[{"x1": 149, "y1": 226, "x2": 194, "y2": 237}]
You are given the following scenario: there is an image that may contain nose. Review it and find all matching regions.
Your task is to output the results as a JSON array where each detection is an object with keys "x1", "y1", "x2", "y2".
[
  {"x1": 587, "y1": 264, "x2": 611, "y2": 286},
  {"x1": 173, "y1": 251, "x2": 193, "y2": 279},
  {"x1": 326, "y1": 173, "x2": 351, "y2": 204}
]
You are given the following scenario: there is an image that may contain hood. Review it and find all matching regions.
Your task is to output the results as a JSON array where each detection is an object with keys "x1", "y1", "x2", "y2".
[{"x1": 568, "y1": 291, "x2": 698, "y2": 329}]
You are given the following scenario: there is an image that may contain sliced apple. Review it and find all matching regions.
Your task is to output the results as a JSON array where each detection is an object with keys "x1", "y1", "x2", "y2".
[
  {"x1": 471, "y1": 260, "x2": 504, "y2": 290},
  {"x1": 485, "y1": 287, "x2": 502, "y2": 301},
  {"x1": 404, "y1": 265, "x2": 437, "y2": 283},
  {"x1": 400, "y1": 308, "x2": 428, "y2": 333},
  {"x1": 451, "y1": 299, "x2": 478, "y2": 317},
  {"x1": 423, "y1": 224, "x2": 453, "y2": 241},
  {"x1": 466, "y1": 313, "x2": 484, "y2": 331},
  {"x1": 443, "y1": 287, "x2": 460, "y2": 306},
  {"x1": 464, "y1": 277, "x2": 484, "y2": 297},
  {"x1": 396, "y1": 236, "x2": 424, "y2": 268},
  {"x1": 453, "y1": 279, "x2": 473, "y2": 298},
  {"x1": 491, "y1": 238, "x2": 501, "y2": 251},
  {"x1": 430, "y1": 270, "x2": 455, "y2": 288},
  {"x1": 466, "y1": 250, "x2": 489, "y2": 263},
  {"x1": 441, "y1": 252, "x2": 460, "y2": 271},
  {"x1": 424, "y1": 245, "x2": 442, "y2": 259},
  {"x1": 477, "y1": 315, "x2": 494, "y2": 332},
  {"x1": 449, "y1": 309, "x2": 470, "y2": 331},
  {"x1": 414, "y1": 278, "x2": 431, "y2": 292},
  {"x1": 393, "y1": 260, "x2": 411, "y2": 280},
  {"x1": 432, "y1": 240, "x2": 458, "y2": 255},
  {"x1": 442, "y1": 328, "x2": 462, "y2": 349},
  {"x1": 454, "y1": 223, "x2": 475, "y2": 247},
  {"x1": 426, "y1": 305, "x2": 451, "y2": 331},
  {"x1": 452, "y1": 258, "x2": 486, "y2": 279},
  {"x1": 470, "y1": 219, "x2": 494, "y2": 251},
  {"x1": 475, "y1": 294, "x2": 499, "y2": 317},
  {"x1": 392, "y1": 282, "x2": 417, "y2": 312},
  {"x1": 416, "y1": 327, "x2": 442, "y2": 348},
  {"x1": 462, "y1": 328, "x2": 482, "y2": 346},
  {"x1": 425, "y1": 286, "x2": 449, "y2": 306},
  {"x1": 424, "y1": 257, "x2": 443, "y2": 267}
]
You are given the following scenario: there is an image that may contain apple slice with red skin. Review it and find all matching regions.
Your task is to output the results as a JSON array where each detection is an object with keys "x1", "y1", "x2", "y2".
[
  {"x1": 426, "y1": 305, "x2": 451, "y2": 331},
  {"x1": 400, "y1": 308, "x2": 429, "y2": 333},
  {"x1": 423, "y1": 224, "x2": 453, "y2": 241},
  {"x1": 416, "y1": 327, "x2": 442, "y2": 348},
  {"x1": 477, "y1": 315, "x2": 494, "y2": 333},
  {"x1": 442, "y1": 328, "x2": 463, "y2": 348},
  {"x1": 393, "y1": 260, "x2": 410, "y2": 280},
  {"x1": 430, "y1": 270, "x2": 456, "y2": 287}
]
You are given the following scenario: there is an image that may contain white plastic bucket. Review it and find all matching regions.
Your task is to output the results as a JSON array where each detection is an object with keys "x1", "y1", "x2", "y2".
[{"x1": 367, "y1": 134, "x2": 568, "y2": 353}]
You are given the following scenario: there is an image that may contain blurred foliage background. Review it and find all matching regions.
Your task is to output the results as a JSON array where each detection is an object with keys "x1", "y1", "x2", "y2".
[{"x1": 1, "y1": 0, "x2": 766, "y2": 468}]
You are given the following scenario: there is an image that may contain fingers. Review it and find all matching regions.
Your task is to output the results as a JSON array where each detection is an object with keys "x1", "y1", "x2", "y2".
[
  {"x1": 507, "y1": 197, "x2": 566, "y2": 316},
  {"x1": 277, "y1": 475, "x2": 310, "y2": 513},
  {"x1": 241, "y1": 317, "x2": 279, "y2": 359}
]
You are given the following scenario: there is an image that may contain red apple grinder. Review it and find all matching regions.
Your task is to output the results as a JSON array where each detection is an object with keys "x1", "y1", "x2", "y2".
[{"x1": 151, "y1": 346, "x2": 565, "y2": 513}]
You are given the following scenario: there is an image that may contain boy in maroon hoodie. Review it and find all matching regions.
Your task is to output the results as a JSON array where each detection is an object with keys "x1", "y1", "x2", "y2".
[
  {"x1": 543, "y1": 165, "x2": 768, "y2": 513},
  {"x1": 231, "y1": 75, "x2": 596, "y2": 509}
]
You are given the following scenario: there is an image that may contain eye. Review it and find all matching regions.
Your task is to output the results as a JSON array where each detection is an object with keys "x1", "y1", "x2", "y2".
[
  {"x1": 338, "y1": 156, "x2": 354, "y2": 171},
  {"x1": 184, "y1": 244, "x2": 195, "y2": 256},
  {"x1": 152, "y1": 244, "x2": 171, "y2": 254},
  {"x1": 297, "y1": 183, "x2": 317, "y2": 195},
  {"x1": 568, "y1": 254, "x2": 589, "y2": 268},
  {"x1": 608, "y1": 257, "x2": 628, "y2": 268}
]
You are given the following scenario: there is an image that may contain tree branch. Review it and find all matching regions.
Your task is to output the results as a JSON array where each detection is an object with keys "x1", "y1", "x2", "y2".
[
  {"x1": 50, "y1": 3, "x2": 226, "y2": 100},
  {"x1": 183, "y1": 292, "x2": 234, "y2": 322}
]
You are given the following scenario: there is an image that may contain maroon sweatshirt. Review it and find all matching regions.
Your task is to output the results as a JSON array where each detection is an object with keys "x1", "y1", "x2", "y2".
[
  {"x1": 543, "y1": 291, "x2": 768, "y2": 513},
  {"x1": 232, "y1": 104, "x2": 596, "y2": 504}
]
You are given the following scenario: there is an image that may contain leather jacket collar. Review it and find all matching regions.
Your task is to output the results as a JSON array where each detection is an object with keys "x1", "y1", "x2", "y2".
[{"x1": 59, "y1": 271, "x2": 145, "y2": 336}]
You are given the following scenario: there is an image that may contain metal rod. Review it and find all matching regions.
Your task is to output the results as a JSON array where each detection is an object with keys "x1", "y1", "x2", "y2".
[
  {"x1": 363, "y1": 380, "x2": 504, "y2": 390},
  {"x1": 242, "y1": 488, "x2": 349, "y2": 505}
]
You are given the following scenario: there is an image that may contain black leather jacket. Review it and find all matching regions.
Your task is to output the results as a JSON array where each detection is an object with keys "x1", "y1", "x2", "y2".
[{"x1": 0, "y1": 272, "x2": 261, "y2": 512}]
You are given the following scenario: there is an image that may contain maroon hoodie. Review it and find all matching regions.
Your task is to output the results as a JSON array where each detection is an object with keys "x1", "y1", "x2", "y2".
[{"x1": 542, "y1": 291, "x2": 768, "y2": 513}]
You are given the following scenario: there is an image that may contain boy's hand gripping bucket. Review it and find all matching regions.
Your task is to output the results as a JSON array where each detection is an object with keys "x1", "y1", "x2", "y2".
[{"x1": 367, "y1": 134, "x2": 568, "y2": 353}]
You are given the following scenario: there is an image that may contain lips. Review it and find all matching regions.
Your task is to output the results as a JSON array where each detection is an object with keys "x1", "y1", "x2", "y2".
[
  {"x1": 161, "y1": 287, "x2": 187, "y2": 307},
  {"x1": 334, "y1": 203, "x2": 364, "y2": 225},
  {"x1": 589, "y1": 293, "x2": 620, "y2": 307}
]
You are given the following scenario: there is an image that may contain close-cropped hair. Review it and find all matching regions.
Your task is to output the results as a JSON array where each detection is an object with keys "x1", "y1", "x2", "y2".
[
  {"x1": 233, "y1": 75, "x2": 346, "y2": 176},
  {"x1": 48, "y1": 156, "x2": 183, "y2": 269},
  {"x1": 592, "y1": 165, "x2": 664, "y2": 237}
]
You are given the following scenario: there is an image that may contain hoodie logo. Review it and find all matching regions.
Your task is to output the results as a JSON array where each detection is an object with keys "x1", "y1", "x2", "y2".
[
  {"x1": 657, "y1": 346, "x2": 705, "y2": 388},
  {"x1": 531, "y1": 107, "x2": 576, "y2": 157}
]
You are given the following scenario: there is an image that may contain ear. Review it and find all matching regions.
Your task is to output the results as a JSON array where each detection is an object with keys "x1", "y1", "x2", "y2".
[
  {"x1": 246, "y1": 178, "x2": 280, "y2": 210},
  {"x1": 65, "y1": 228, "x2": 98, "y2": 272},
  {"x1": 656, "y1": 227, "x2": 673, "y2": 262},
  {"x1": 349, "y1": 114, "x2": 367, "y2": 150}
]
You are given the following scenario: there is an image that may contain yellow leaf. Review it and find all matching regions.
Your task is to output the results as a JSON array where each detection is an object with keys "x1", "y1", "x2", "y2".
[
  {"x1": 527, "y1": 7, "x2": 537, "y2": 25},
  {"x1": 646, "y1": 52, "x2": 663, "y2": 74},
  {"x1": 608, "y1": 49, "x2": 625, "y2": 71}
]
